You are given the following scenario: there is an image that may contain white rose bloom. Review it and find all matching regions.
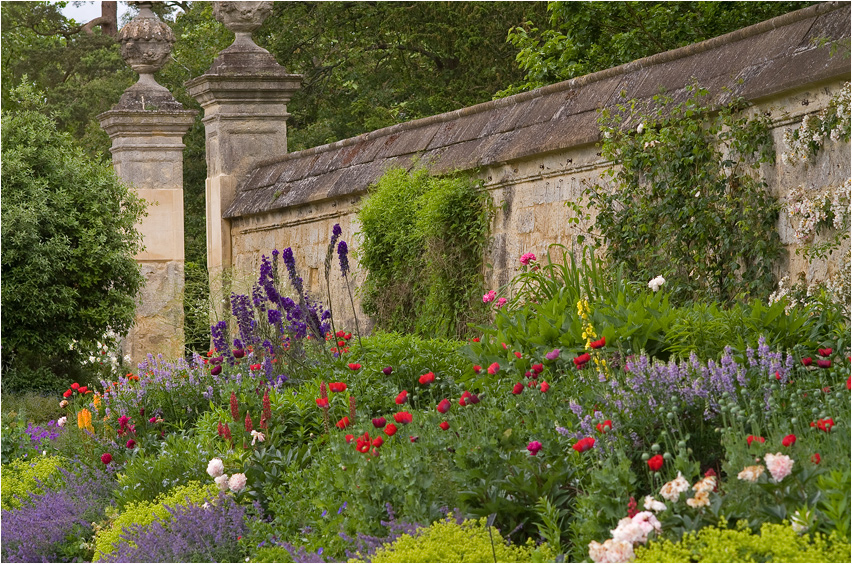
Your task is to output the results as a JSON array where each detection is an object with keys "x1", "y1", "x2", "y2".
[
  {"x1": 228, "y1": 473, "x2": 247, "y2": 493},
  {"x1": 214, "y1": 474, "x2": 230, "y2": 492},
  {"x1": 647, "y1": 275, "x2": 666, "y2": 292},
  {"x1": 207, "y1": 458, "x2": 225, "y2": 478}
]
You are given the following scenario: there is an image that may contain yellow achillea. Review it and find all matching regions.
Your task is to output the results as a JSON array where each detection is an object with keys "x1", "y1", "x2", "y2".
[
  {"x1": 77, "y1": 408, "x2": 94, "y2": 433},
  {"x1": 577, "y1": 299, "x2": 610, "y2": 378}
]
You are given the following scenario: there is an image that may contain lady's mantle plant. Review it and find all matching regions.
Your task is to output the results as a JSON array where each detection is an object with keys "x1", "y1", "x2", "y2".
[{"x1": 587, "y1": 84, "x2": 781, "y2": 304}]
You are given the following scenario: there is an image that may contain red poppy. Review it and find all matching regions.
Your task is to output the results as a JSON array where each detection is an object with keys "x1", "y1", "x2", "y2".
[
  {"x1": 459, "y1": 391, "x2": 472, "y2": 406},
  {"x1": 345, "y1": 434, "x2": 354, "y2": 443},
  {"x1": 439, "y1": 421, "x2": 450, "y2": 431},
  {"x1": 473, "y1": 365, "x2": 482, "y2": 373},
  {"x1": 395, "y1": 390, "x2": 408, "y2": 405},
  {"x1": 78, "y1": 386, "x2": 88, "y2": 394},
  {"x1": 527, "y1": 381, "x2": 536, "y2": 388},
  {"x1": 811, "y1": 418, "x2": 835, "y2": 432},
  {"x1": 372, "y1": 417, "x2": 387, "y2": 428},
  {"x1": 101, "y1": 453, "x2": 112, "y2": 465},
  {"x1": 487, "y1": 362, "x2": 500, "y2": 375},
  {"x1": 383, "y1": 366, "x2": 393, "y2": 375},
  {"x1": 775, "y1": 372, "x2": 782, "y2": 380},
  {"x1": 469, "y1": 394, "x2": 480, "y2": 404},
  {"x1": 472, "y1": 337, "x2": 480, "y2": 342},
  {"x1": 572, "y1": 437, "x2": 595, "y2": 453},
  {"x1": 316, "y1": 398, "x2": 329, "y2": 408},
  {"x1": 782, "y1": 434, "x2": 796, "y2": 447},
  {"x1": 418, "y1": 372, "x2": 435, "y2": 385},
  {"x1": 356, "y1": 433, "x2": 371, "y2": 453},
  {"x1": 211, "y1": 365, "x2": 222, "y2": 376},
  {"x1": 596, "y1": 420, "x2": 613, "y2": 433},
  {"x1": 848, "y1": 376, "x2": 851, "y2": 390},
  {"x1": 589, "y1": 336, "x2": 606, "y2": 349},
  {"x1": 233, "y1": 349, "x2": 245, "y2": 358},
  {"x1": 647, "y1": 454, "x2": 664, "y2": 471},
  {"x1": 540, "y1": 381, "x2": 550, "y2": 393},
  {"x1": 126, "y1": 439, "x2": 136, "y2": 449},
  {"x1": 746, "y1": 435, "x2": 765, "y2": 446},
  {"x1": 818, "y1": 348, "x2": 833, "y2": 357},
  {"x1": 249, "y1": 364, "x2": 261, "y2": 370},
  {"x1": 573, "y1": 353, "x2": 591, "y2": 368},
  {"x1": 372, "y1": 436, "x2": 384, "y2": 448},
  {"x1": 384, "y1": 423, "x2": 398, "y2": 437},
  {"x1": 329, "y1": 382, "x2": 347, "y2": 393},
  {"x1": 410, "y1": 436, "x2": 419, "y2": 442},
  {"x1": 801, "y1": 357, "x2": 813, "y2": 366},
  {"x1": 348, "y1": 363, "x2": 361, "y2": 371},
  {"x1": 811, "y1": 453, "x2": 821, "y2": 464},
  {"x1": 512, "y1": 382, "x2": 524, "y2": 395},
  {"x1": 532, "y1": 363, "x2": 544, "y2": 374},
  {"x1": 394, "y1": 412, "x2": 413, "y2": 425},
  {"x1": 63, "y1": 389, "x2": 73, "y2": 398},
  {"x1": 71, "y1": 383, "x2": 80, "y2": 390},
  {"x1": 336, "y1": 416, "x2": 350, "y2": 429},
  {"x1": 436, "y1": 399, "x2": 451, "y2": 414},
  {"x1": 514, "y1": 351, "x2": 522, "y2": 359},
  {"x1": 817, "y1": 359, "x2": 831, "y2": 369}
]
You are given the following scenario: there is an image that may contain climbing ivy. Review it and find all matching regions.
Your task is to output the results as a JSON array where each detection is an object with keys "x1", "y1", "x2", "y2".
[
  {"x1": 586, "y1": 84, "x2": 782, "y2": 304},
  {"x1": 358, "y1": 167, "x2": 493, "y2": 339}
]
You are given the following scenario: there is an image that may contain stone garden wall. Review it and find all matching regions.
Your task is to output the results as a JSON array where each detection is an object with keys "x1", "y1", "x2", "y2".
[{"x1": 221, "y1": 3, "x2": 851, "y2": 332}]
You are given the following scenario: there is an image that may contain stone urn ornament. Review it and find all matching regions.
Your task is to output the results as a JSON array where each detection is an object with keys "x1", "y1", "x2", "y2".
[{"x1": 209, "y1": 1, "x2": 283, "y2": 72}]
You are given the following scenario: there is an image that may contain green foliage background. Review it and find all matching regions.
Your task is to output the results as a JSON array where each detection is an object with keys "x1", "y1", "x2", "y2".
[{"x1": 358, "y1": 168, "x2": 494, "y2": 339}]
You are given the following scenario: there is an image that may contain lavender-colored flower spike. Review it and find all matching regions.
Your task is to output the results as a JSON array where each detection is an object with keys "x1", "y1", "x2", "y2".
[{"x1": 337, "y1": 240, "x2": 350, "y2": 276}]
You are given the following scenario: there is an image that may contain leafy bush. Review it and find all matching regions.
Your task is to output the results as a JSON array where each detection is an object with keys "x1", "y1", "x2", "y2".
[
  {"x1": 634, "y1": 520, "x2": 850, "y2": 563},
  {"x1": 358, "y1": 167, "x2": 493, "y2": 339},
  {"x1": 362, "y1": 515, "x2": 555, "y2": 563},
  {"x1": 1, "y1": 82, "x2": 145, "y2": 377},
  {"x1": 92, "y1": 481, "x2": 218, "y2": 561},
  {"x1": 1, "y1": 455, "x2": 64, "y2": 510}
]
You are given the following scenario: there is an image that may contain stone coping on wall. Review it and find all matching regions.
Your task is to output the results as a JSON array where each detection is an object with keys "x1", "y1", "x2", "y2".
[{"x1": 224, "y1": 2, "x2": 851, "y2": 220}]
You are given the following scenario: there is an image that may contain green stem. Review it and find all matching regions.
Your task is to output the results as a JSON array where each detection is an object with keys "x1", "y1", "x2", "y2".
[{"x1": 344, "y1": 275, "x2": 363, "y2": 348}]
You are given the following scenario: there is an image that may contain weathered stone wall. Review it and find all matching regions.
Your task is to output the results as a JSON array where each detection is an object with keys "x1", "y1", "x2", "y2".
[{"x1": 222, "y1": 3, "x2": 851, "y2": 333}]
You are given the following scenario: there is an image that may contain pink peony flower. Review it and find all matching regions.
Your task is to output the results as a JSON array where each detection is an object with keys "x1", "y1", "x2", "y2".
[
  {"x1": 545, "y1": 349, "x2": 560, "y2": 360},
  {"x1": 228, "y1": 472, "x2": 247, "y2": 493},
  {"x1": 764, "y1": 453, "x2": 794, "y2": 482}
]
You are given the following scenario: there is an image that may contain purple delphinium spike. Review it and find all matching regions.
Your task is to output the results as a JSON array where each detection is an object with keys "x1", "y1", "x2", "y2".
[{"x1": 337, "y1": 241, "x2": 350, "y2": 276}]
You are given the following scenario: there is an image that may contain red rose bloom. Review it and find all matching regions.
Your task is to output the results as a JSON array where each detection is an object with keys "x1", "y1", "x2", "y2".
[
  {"x1": 395, "y1": 390, "x2": 408, "y2": 405},
  {"x1": 487, "y1": 362, "x2": 500, "y2": 375},
  {"x1": 801, "y1": 357, "x2": 813, "y2": 366},
  {"x1": 596, "y1": 420, "x2": 613, "y2": 433},
  {"x1": 746, "y1": 435, "x2": 765, "y2": 446},
  {"x1": 394, "y1": 412, "x2": 413, "y2": 425},
  {"x1": 372, "y1": 436, "x2": 384, "y2": 448},
  {"x1": 512, "y1": 382, "x2": 524, "y2": 395},
  {"x1": 329, "y1": 382, "x2": 347, "y2": 393},
  {"x1": 439, "y1": 421, "x2": 450, "y2": 431},
  {"x1": 101, "y1": 453, "x2": 112, "y2": 465},
  {"x1": 647, "y1": 454, "x2": 664, "y2": 471},
  {"x1": 336, "y1": 416, "x2": 350, "y2": 429},
  {"x1": 782, "y1": 434, "x2": 796, "y2": 447},
  {"x1": 372, "y1": 417, "x2": 387, "y2": 428},
  {"x1": 436, "y1": 399, "x2": 451, "y2": 414},
  {"x1": 572, "y1": 437, "x2": 595, "y2": 453},
  {"x1": 384, "y1": 423, "x2": 398, "y2": 437},
  {"x1": 316, "y1": 398, "x2": 329, "y2": 408},
  {"x1": 540, "y1": 381, "x2": 550, "y2": 393},
  {"x1": 818, "y1": 347, "x2": 833, "y2": 357},
  {"x1": 811, "y1": 453, "x2": 821, "y2": 464},
  {"x1": 63, "y1": 389, "x2": 73, "y2": 398},
  {"x1": 418, "y1": 372, "x2": 435, "y2": 385}
]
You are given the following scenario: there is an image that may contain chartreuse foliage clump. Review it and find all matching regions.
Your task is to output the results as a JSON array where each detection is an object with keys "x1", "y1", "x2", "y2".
[
  {"x1": 634, "y1": 520, "x2": 850, "y2": 563},
  {"x1": 359, "y1": 515, "x2": 555, "y2": 563},
  {"x1": 588, "y1": 84, "x2": 782, "y2": 305},
  {"x1": 358, "y1": 166, "x2": 493, "y2": 339},
  {"x1": 1, "y1": 455, "x2": 64, "y2": 510},
  {"x1": 92, "y1": 481, "x2": 217, "y2": 561}
]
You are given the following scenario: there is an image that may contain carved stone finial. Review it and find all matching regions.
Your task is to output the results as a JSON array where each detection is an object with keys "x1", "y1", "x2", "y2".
[
  {"x1": 213, "y1": 1, "x2": 273, "y2": 51},
  {"x1": 115, "y1": 1, "x2": 183, "y2": 110}
]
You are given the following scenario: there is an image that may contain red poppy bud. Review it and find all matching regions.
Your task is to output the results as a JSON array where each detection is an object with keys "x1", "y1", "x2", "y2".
[
  {"x1": 372, "y1": 436, "x2": 384, "y2": 448},
  {"x1": 439, "y1": 421, "x2": 450, "y2": 431},
  {"x1": 647, "y1": 454, "x2": 664, "y2": 471},
  {"x1": 384, "y1": 423, "x2": 397, "y2": 437},
  {"x1": 395, "y1": 390, "x2": 408, "y2": 405},
  {"x1": 512, "y1": 382, "x2": 523, "y2": 395},
  {"x1": 372, "y1": 417, "x2": 386, "y2": 428},
  {"x1": 596, "y1": 420, "x2": 613, "y2": 433},
  {"x1": 101, "y1": 453, "x2": 112, "y2": 465},
  {"x1": 436, "y1": 399, "x2": 451, "y2": 414},
  {"x1": 782, "y1": 434, "x2": 796, "y2": 447}
]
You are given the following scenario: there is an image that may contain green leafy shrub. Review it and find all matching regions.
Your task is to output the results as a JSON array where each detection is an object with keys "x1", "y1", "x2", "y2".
[
  {"x1": 361, "y1": 515, "x2": 555, "y2": 563},
  {"x1": 634, "y1": 520, "x2": 850, "y2": 563},
  {"x1": 587, "y1": 84, "x2": 781, "y2": 305},
  {"x1": 358, "y1": 166, "x2": 493, "y2": 339},
  {"x1": 92, "y1": 481, "x2": 218, "y2": 561},
  {"x1": 1, "y1": 455, "x2": 64, "y2": 510}
]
